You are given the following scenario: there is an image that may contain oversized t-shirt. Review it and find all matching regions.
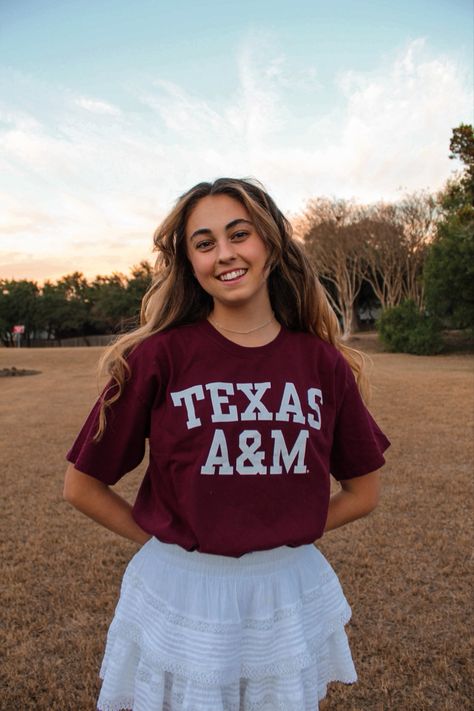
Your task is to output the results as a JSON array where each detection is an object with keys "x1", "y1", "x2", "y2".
[{"x1": 66, "y1": 320, "x2": 390, "y2": 557}]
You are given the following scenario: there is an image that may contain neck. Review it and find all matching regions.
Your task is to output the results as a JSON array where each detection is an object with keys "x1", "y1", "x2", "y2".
[
  {"x1": 210, "y1": 301, "x2": 274, "y2": 333},
  {"x1": 207, "y1": 311, "x2": 281, "y2": 347}
]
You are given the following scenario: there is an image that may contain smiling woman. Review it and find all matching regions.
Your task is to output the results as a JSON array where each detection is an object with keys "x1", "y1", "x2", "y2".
[
  {"x1": 63, "y1": 177, "x2": 390, "y2": 711},
  {"x1": 185, "y1": 194, "x2": 274, "y2": 331}
]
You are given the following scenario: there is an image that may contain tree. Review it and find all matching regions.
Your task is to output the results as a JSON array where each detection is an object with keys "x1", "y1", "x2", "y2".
[
  {"x1": 397, "y1": 192, "x2": 437, "y2": 307},
  {"x1": 126, "y1": 260, "x2": 153, "y2": 321},
  {"x1": 90, "y1": 273, "x2": 131, "y2": 332},
  {"x1": 37, "y1": 272, "x2": 95, "y2": 340},
  {"x1": 358, "y1": 204, "x2": 406, "y2": 310},
  {"x1": 303, "y1": 199, "x2": 366, "y2": 338},
  {"x1": 424, "y1": 216, "x2": 474, "y2": 328},
  {"x1": 38, "y1": 279, "x2": 92, "y2": 340},
  {"x1": 90, "y1": 261, "x2": 152, "y2": 332},
  {"x1": 449, "y1": 123, "x2": 474, "y2": 203},
  {"x1": 0, "y1": 280, "x2": 40, "y2": 346},
  {"x1": 301, "y1": 190, "x2": 436, "y2": 336},
  {"x1": 358, "y1": 193, "x2": 435, "y2": 313},
  {"x1": 424, "y1": 124, "x2": 474, "y2": 329}
]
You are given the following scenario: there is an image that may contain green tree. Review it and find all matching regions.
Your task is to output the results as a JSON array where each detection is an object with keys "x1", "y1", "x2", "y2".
[
  {"x1": 90, "y1": 273, "x2": 132, "y2": 332},
  {"x1": 0, "y1": 280, "x2": 40, "y2": 346},
  {"x1": 449, "y1": 123, "x2": 474, "y2": 203},
  {"x1": 37, "y1": 272, "x2": 95, "y2": 340},
  {"x1": 38, "y1": 281, "x2": 87, "y2": 340},
  {"x1": 90, "y1": 262, "x2": 152, "y2": 332},
  {"x1": 424, "y1": 208, "x2": 474, "y2": 328},
  {"x1": 126, "y1": 261, "x2": 153, "y2": 321},
  {"x1": 425, "y1": 124, "x2": 474, "y2": 329}
]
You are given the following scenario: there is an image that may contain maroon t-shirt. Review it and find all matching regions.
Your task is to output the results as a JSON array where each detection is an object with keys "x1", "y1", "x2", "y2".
[{"x1": 67, "y1": 320, "x2": 390, "y2": 557}]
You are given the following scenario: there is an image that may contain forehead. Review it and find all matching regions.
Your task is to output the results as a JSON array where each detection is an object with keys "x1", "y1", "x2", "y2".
[{"x1": 186, "y1": 194, "x2": 251, "y2": 236}]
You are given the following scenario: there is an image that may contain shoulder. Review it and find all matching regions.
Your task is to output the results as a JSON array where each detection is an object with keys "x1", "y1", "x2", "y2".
[
  {"x1": 285, "y1": 329, "x2": 346, "y2": 367},
  {"x1": 126, "y1": 321, "x2": 205, "y2": 368},
  {"x1": 130, "y1": 322, "x2": 199, "y2": 349},
  {"x1": 282, "y1": 330, "x2": 353, "y2": 399}
]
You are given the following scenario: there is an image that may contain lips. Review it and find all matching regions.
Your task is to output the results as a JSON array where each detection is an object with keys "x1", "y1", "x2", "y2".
[{"x1": 216, "y1": 268, "x2": 248, "y2": 282}]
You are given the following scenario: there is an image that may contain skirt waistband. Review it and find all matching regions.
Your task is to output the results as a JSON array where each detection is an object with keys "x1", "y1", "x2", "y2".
[{"x1": 146, "y1": 537, "x2": 316, "y2": 577}]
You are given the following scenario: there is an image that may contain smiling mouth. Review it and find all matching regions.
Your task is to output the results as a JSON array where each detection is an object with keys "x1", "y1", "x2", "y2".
[{"x1": 216, "y1": 269, "x2": 248, "y2": 282}]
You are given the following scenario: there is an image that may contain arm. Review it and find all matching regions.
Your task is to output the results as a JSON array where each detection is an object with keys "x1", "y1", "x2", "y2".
[
  {"x1": 323, "y1": 469, "x2": 381, "y2": 533},
  {"x1": 63, "y1": 463, "x2": 152, "y2": 545}
]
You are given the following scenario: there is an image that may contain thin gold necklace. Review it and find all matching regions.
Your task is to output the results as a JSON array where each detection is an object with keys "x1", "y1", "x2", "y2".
[{"x1": 208, "y1": 313, "x2": 275, "y2": 334}]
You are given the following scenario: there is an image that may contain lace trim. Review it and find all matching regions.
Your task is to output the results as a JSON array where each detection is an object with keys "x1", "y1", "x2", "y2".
[
  {"x1": 100, "y1": 666, "x2": 321, "y2": 711},
  {"x1": 98, "y1": 695, "x2": 307, "y2": 711},
  {"x1": 120, "y1": 568, "x2": 336, "y2": 634},
  {"x1": 97, "y1": 694, "x2": 133, "y2": 711},
  {"x1": 97, "y1": 696, "x2": 321, "y2": 711},
  {"x1": 102, "y1": 605, "x2": 352, "y2": 686},
  {"x1": 161, "y1": 690, "x2": 311, "y2": 711},
  {"x1": 99, "y1": 653, "x2": 356, "y2": 711}
]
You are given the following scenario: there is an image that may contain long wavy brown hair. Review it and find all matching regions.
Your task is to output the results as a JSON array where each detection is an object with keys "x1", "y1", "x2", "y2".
[{"x1": 95, "y1": 177, "x2": 368, "y2": 439}]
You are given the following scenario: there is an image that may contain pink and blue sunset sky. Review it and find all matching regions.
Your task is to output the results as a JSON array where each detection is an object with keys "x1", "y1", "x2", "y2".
[{"x1": 0, "y1": 0, "x2": 472, "y2": 283}]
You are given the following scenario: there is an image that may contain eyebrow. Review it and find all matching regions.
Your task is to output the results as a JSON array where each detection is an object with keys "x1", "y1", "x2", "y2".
[{"x1": 189, "y1": 218, "x2": 253, "y2": 240}]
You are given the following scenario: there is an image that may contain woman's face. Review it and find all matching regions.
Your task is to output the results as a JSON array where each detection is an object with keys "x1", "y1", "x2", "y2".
[{"x1": 185, "y1": 194, "x2": 271, "y2": 310}]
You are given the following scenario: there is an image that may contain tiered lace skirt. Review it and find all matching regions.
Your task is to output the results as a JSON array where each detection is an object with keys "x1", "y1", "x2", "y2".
[{"x1": 97, "y1": 538, "x2": 357, "y2": 711}]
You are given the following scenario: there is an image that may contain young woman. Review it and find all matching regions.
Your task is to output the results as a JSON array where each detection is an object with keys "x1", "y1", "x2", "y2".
[{"x1": 64, "y1": 177, "x2": 390, "y2": 711}]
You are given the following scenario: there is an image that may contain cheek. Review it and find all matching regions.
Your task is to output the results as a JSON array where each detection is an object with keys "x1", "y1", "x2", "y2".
[
  {"x1": 254, "y1": 241, "x2": 271, "y2": 270},
  {"x1": 188, "y1": 254, "x2": 212, "y2": 280}
]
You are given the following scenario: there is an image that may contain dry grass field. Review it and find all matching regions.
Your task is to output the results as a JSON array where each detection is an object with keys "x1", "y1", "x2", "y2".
[{"x1": 1, "y1": 335, "x2": 473, "y2": 711}]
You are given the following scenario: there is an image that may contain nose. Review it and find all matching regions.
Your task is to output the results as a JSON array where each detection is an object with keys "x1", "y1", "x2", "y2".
[{"x1": 215, "y1": 237, "x2": 237, "y2": 263}]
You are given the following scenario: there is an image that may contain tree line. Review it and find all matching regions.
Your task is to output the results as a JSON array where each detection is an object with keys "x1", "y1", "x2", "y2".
[
  {"x1": 1, "y1": 124, "x2": 472, "y2": 348},
  {"x1": 301, "y1": 124, "x2": 473, "y2": 340},
  {"x1": 0, "y1": 261, "x2": 152, "y2": 346},
  {"x1": 301, "y1": 191, "x2": 436, "y2": 337}
]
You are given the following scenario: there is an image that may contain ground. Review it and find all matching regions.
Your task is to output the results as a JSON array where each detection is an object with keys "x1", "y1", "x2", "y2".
[{"x1": 0, "y1": 334, "x2": 472, "y2": 710}]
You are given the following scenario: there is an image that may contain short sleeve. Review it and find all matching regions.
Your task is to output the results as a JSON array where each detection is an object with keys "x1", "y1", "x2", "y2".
[
  {"x1": 66, "y1": 341, "x2": 161, "y2": 485},
  {"x1": 330, "y1": 356, "x2": 390, "y2": 481}
]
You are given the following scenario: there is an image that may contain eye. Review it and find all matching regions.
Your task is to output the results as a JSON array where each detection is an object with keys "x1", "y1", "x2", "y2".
[
  {"x1": 195, "y1": 239, "x2": 214, "y2": 250},
  {"x1": 231, "y1": 231, "x2": 249, "y2": 240}
]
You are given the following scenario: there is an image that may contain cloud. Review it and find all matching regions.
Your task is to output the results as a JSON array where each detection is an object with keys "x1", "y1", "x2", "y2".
[
  {"x1": 323, "y1": 37, "x2": 470, "y2": 200},
  {"x1": 74, "y1": 96, "x2": 122, "y2": 115},
  {"x1": 0, "y1": 193, "x2": 54, "y2": 235},
  {"x1": 141, "y1": 80, "x2": 225, "y2": 138},
  {"x1": 0, "y1": 35, "x2": 471, "y2": 281}
]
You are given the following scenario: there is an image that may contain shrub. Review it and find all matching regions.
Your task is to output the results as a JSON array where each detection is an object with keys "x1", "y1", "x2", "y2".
[{"x1": 377, "y1": 300, "x2": 443, "y2": 355}]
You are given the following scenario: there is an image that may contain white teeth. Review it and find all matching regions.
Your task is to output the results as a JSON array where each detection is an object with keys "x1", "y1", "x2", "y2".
[{"x1": 218, "y1": 269, "x2": 247, "y2": 281}]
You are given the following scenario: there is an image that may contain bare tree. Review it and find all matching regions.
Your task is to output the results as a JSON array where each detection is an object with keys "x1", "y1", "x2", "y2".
[
  {"x1": 300, "y1": 192, "x2": 437, "y2": 335},
  {"x1": 358, "y1": 203, "x2": 406, "y2": 310},
  {"x1": 360, "y1": 192, "x2": 437, "y2": 309},
  {"x1": 303, "y1": 198, "x2": 366, "y2": 338},
  {"x1": 398, "y1": 192, "x2": 437, "y2": 307}
]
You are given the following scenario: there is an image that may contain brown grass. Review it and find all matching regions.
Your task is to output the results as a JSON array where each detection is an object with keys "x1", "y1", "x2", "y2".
[{"x1": 0, "y1": 336, "x2": 473, "y2": 710}]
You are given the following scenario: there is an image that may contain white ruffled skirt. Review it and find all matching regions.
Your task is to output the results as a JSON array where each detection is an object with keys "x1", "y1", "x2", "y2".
[{"x1": 97, "y1": 538, "x2": 357, "y2": 711}]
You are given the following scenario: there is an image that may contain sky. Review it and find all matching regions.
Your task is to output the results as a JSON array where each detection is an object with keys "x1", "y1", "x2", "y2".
[{"x1": 0, "y1": 0, "x2": 472, "y2": 283}]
